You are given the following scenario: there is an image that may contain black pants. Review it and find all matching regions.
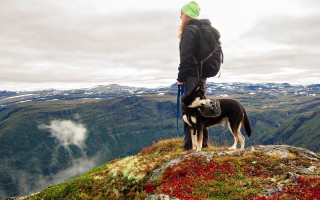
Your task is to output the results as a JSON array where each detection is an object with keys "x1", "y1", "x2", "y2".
[{"x1": 181, "y1": 77, "x2": 208, "y2": 150}]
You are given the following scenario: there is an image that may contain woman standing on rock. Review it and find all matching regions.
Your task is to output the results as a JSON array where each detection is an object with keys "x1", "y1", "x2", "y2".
[{"x1": 177, "y1": 1, "x2": 209, "y2": 150}]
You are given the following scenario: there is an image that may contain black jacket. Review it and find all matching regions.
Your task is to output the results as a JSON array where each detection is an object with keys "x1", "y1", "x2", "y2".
[
  {"x1": 177, "y1": 20, "x2": 200, "y2": 82},
  {"x1": 177, "y1": 19, "x2": 215, "y2": 82},
  {"x1": 177, "y1": 19, "x2": 211, "y2": 82}
]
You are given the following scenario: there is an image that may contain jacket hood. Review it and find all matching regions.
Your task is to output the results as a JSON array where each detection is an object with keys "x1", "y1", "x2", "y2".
[{"x1": 188, "y1": 19, "x2": 211, "y2": 27}]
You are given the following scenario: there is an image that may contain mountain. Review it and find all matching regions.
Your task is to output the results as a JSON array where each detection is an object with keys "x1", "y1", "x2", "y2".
[
  {"x1": 1, "y1": 83, "x2": 319, "y2": 107},
  {"x1": 12, "y1": 138, "x2": 320, "y2": 200},
  {"x1": 0, "y1": 82, "x2": 319, "y2": 199}
]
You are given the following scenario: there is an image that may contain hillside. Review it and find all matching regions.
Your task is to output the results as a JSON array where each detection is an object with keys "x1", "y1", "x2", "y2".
[
  {"x1": 0, "y1": 96, "x2": 176, "y2": 199},
  {"x1": 13, "y1": 138, "x2": 320, "y2": 200},
  {"x1": 0, "y1": 83, "x2": 319, "y2": 198}
]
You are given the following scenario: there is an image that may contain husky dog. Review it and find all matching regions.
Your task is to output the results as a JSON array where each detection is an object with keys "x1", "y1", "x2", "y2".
[{"x1": 181, "y1": 81, "x2": 252, "y2": 151}]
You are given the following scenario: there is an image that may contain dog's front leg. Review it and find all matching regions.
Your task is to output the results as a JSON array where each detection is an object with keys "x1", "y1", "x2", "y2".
[
  {"x1": 195, "y1": 122, "x2": 204, "y2": 152},
  {"x1": 196, "y1": 129, "x2": 203, "y2": 152},
  {"x1": 191, "y1": 128, "x2": 197, "y2": 151}
]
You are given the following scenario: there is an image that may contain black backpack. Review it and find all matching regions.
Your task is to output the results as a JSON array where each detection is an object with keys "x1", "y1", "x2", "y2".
[{"x1": 188, "y1": 19, "x2": 223, "y2": 78}]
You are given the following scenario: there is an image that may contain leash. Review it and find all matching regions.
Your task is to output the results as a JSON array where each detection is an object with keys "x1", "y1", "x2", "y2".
[{"x1": 176, "y1": 84, "x2": 185, "y2": 136}]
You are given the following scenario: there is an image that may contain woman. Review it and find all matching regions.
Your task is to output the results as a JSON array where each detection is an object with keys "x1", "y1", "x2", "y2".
[{"x1": 177, "y1": 1, "x2": 209, "y2": 150}]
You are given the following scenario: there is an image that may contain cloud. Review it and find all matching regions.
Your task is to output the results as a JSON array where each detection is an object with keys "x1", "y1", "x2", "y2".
[
  {"x1": 14, "y1": 156, "x2": 99, "y2": 196},
  {"x1": 42, "y1": 156, "x2": 97, "y2": 187},
  {"x1": 242, "y1": 14, "x2": 320, "y2": 48},
  {"x1": 216, "y1": 12, "x2": 320, "y2": 84},
  {"x1": 0, "y1": 0, "x2": 180, "y2": 87},
  {"x1": 0, "y1": 0, "x2": 319, "y2": 90},
  {"x1": 10, "y1": 118, "x2": 100, "y2": 197},
  {"x1": 219, "y1": 49, "x2": 320, "y2": 84},
  {"x1": 38, "y1": 120, "x2": 87, "y2": 149}
]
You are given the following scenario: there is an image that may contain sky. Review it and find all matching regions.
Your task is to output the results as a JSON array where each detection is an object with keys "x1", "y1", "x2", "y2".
[{"x1": 0, "y1": 0, "x2": 319, "y2": 91}]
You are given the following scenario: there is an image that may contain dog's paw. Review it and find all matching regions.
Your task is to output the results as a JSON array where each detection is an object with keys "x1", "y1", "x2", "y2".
[{"x1": 228, "y1": 146, "x2": 237, "y2": 150}]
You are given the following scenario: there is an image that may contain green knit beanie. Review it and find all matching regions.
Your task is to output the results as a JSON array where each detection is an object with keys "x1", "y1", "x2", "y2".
[{"x1": 181, "y1": 1, "x2": 201, "y2": 18}]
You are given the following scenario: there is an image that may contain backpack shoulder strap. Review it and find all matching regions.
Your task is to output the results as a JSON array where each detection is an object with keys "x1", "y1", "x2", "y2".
[
  {"x1": 187, "y1": 24, "x2": 199, "y2": 30},
  {"x1": 187, "y1": 24, "x2": 205, "y2": 78}
]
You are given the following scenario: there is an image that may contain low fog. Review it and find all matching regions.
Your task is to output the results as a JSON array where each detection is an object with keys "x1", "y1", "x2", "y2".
[
  {"x1": 12, "y1": 119, "x2": 100, "y2": 196},
  {"x1": 39, "y1": 119, "x2": 87, "y2": 149}
]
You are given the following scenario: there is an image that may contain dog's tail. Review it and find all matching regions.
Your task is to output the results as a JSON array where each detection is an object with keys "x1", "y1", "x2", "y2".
[{"x1": 242, "y1": 108, "x2": 252, "y2": 137}]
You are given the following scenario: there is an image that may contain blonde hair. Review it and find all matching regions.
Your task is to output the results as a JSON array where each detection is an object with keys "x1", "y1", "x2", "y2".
[{"x1": 178, "y1": 18, "x2": 192, "y2": 40}]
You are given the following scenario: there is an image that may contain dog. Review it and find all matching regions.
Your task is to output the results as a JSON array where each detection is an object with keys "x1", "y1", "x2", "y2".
[{"x1": 181, "y1": 81, "x2": 252, "y2": 151}]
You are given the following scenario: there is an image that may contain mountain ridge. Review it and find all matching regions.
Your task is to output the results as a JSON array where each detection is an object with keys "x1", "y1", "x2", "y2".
[{"x1": 1, "y1": 82, "x2": 319, "y2": 108}]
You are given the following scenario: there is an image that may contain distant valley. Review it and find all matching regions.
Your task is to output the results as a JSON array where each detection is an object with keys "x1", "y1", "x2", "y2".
[{"x1": 0, "y1": 82, "x2": 319, "y2": 199}]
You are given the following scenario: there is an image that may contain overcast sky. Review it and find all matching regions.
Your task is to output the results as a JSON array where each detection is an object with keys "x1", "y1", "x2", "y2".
[{"x1": 0, "y1": 0, "x2": 319, "y2": 91}]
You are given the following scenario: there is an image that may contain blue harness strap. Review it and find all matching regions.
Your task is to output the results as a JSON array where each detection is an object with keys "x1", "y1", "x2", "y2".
[{"x1": 176, "y1": 84, "x2": 185, "y2": 136}]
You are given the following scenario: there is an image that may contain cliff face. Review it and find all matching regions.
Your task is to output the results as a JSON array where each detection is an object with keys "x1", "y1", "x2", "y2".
[{"x1": 15, "y1": 138, "x2": 320, "y2": 200}]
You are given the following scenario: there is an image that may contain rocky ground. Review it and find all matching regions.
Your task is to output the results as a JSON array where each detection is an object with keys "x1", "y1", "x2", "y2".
[
  {"x1": 10, "y1": 138, "x2": 320, "y2": 200},
  {"x1": 146, "y1": 144, "x2": 320, "y2": 199}
]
